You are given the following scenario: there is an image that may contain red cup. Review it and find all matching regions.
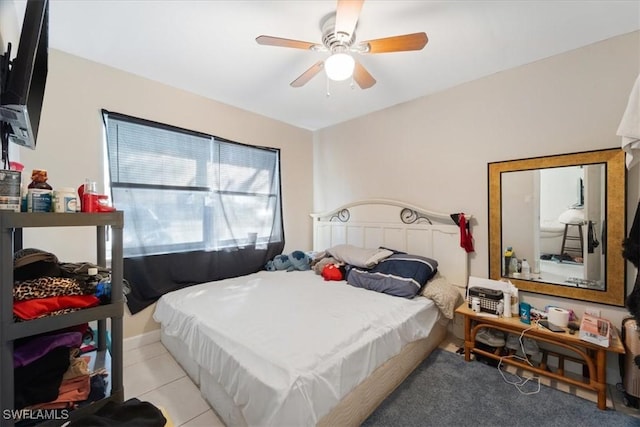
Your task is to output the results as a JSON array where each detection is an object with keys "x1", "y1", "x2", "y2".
[{"x1": 82, "y1": 193, "x2": 99, "y2": 212}]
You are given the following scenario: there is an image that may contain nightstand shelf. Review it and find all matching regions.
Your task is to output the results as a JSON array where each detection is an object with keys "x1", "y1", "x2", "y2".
[{"x1": 455, "y1": 304, "x2": 625, "y2": 410}]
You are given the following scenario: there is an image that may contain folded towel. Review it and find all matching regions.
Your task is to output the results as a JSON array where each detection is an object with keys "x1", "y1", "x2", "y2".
[{"x1": 618, "y1": 73, "x2": 640, "y2": 168}]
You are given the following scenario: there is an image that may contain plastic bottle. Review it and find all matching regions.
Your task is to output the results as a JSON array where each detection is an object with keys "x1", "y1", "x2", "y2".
[
  {"x1": 509, "y1": 257, "x2": 519, "y2": 276},
  {"x1": 511, "y1": 286, "x2": 519, "y2": 316},
  {"x1": 504, "y1": 246, "x2": 513, "y2": 275},
  {"x1": 20, "y1": 185, "x2": 28, "y2": 212},
  {"x1": 81, "y1": 179, "x2": 98, "y2": 212},
  {"x1": 471, "y1": 297, "x2": 481, "y2": 313},
  {"x1": 521, "y1": 259, "x2": 531, "y2": 279},
  {"x1": 27, "y1": 169, "x2": 53, "y2": 212},
  {"x1": 503, "y1": 289, "x2": 512, "y2": 318},
  {"x1": 53, "y1": 187, "x2": 77, "y2": 213},
  {"x1": 520, "y1": 301, "x2": 531, "y2": 324},
  {"x1": 86, "y1": 266, "x2": 104, "y2": 298}
]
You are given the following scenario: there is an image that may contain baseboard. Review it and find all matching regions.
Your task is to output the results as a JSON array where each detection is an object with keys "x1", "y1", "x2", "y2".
[{"x1": 123, "y1": 329, "x2": 161, "y2": 352}]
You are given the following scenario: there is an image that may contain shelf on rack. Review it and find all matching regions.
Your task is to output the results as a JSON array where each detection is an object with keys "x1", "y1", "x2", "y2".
[
  {"x1": 8, "y1": 303, "x2": 124, "y2": 341},
  {"x1": 0, "y1": 211, "x2": 124, "y2": 426}
]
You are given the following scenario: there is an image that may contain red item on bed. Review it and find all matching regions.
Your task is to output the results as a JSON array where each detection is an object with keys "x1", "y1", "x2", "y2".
[
  {"x1": 321, "y1": 264, "x2": 343, "y2": 281},
  {"x1": 14, "y1": 295, "x2": 100, "y2": 320}
]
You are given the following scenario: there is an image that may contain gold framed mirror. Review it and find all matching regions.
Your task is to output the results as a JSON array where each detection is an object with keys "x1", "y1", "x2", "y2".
[{"x1": 488, "y1": 148, "x2": 626, "y2": 306}]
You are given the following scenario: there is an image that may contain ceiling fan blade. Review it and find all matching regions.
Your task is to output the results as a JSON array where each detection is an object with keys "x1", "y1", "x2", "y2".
[
  {"x1": 361, "y1": 32, "x2": 428, "y2": 54},
  {"x1": 353, "y1": 60, "x2": 376, "y2": 89},
  {"x1": 335, "y1": 0, "x2": 364, "y2": 37},
  {"x1": 290, "y1": 61, "x2": 324, "y2": 87},
  {"x1": 256, "y1": 35, "x2": 318, "y2": 50}
]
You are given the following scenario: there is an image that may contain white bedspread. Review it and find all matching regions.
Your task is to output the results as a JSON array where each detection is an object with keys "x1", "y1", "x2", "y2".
[{"x1": 153, "y1": 270, "x2": 439, "y2": 426}]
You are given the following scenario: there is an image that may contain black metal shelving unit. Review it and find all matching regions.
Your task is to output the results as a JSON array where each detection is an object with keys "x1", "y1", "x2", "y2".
[{"x1": 0, "y1": 211, "x2": 124, "y2": 426}]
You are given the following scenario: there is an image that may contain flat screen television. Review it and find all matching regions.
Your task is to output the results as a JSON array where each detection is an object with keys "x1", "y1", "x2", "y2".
[{"x1": 0, "y1": 0, "x2": 49, "y2": 150}]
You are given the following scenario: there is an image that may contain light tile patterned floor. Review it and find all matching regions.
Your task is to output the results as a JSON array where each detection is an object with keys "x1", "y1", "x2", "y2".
[{"x1": 124, "y1": 342, "x2": 224, "y2": 427}]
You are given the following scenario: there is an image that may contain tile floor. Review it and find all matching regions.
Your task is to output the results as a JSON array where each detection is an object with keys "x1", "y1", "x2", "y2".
[
  {"x1": 124, "y1": 336, "x2": 640, "y2": 426},
  {"x1": 123, "y1": 341, "x2": 224, "y2": 426}
]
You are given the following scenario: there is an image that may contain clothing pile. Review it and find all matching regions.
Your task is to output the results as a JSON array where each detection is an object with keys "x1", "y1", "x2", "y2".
[
  {"x1": 14, "y1": 325, "x2": 109, "y2": 416},
  {"x1": 13, "y1": 248, "x2": 110, "y2": 321},
  {"x1": 12, "y1": 248, "x2": 112, "y2": 419},
  {"x1": 64, "y1": 398, "x2": 167, "y2": 426}
]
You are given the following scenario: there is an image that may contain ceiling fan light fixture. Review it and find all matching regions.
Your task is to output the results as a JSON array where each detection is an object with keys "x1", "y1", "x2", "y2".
[{"x1": 324, "y1": 53, "x2": 355, "y2": 81}]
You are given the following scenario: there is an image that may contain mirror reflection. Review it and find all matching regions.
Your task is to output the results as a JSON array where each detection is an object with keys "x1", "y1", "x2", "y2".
[
  {"x1": 488, "y1": 148, "x2": 626, "y2": 306},
  {"x1": 501, "y1": 164, "x2": 605, "y2": 290}
]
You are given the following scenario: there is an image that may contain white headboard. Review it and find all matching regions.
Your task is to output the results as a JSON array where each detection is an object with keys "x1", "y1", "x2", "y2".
[{"x1": 310, "y1": 199, "x2": 470, "y2": 290}]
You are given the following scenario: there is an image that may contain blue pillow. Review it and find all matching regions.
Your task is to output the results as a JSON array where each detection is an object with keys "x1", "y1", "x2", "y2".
[{"x1": 346, "y1": 254, "x2": 438, "y2": 298}]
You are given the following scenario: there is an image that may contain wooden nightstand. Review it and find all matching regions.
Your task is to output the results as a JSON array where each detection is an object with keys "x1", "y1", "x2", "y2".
[{"x1": 455, "y1": 304, "x2": 625, "y2": 410}]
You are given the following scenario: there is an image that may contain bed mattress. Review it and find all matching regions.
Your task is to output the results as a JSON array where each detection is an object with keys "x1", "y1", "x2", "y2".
[{"x1": 154, "y1": 270, "x2": 441, "y2": 426}]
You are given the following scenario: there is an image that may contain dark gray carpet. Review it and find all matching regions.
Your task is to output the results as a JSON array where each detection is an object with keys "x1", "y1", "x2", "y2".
[{"x1": 362, "y1": 348, "x2": 640, "y2": 427}]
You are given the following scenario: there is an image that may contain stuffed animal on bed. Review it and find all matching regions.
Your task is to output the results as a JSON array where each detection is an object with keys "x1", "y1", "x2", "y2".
[
  {"x1": 289, "y1": 250, "x2": 311, "y2": 271},
  {"x1": 265, "y1": 254, "x2": 292, "y2": 271},
  {"x1": 321, "y1": 264, "x2": 344, "y2": 281},
  {"x1": 265, "y1": 251, "x2": 312, "y2": 272}
]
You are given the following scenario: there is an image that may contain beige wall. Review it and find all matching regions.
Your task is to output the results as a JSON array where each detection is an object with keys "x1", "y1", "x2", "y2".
[
  {"x1": 17, "y1": 49, "x2": 314, "y2": 338},
  {"x1": 314, "y1": 31, "x2": 640, "y2": 381},
  {"x1": 0, "y1": 0, "x2": 19, "y2": 57}
]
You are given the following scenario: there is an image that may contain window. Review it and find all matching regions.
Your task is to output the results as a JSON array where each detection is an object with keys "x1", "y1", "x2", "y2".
[{"x1": 102, "y1": 111, "x2": 283, "y2": 258}]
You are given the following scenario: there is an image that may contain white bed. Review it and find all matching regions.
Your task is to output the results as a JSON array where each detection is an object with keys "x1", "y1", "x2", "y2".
[{"x1": 154, "y1": 199, "x2": 470, "y2": 426}]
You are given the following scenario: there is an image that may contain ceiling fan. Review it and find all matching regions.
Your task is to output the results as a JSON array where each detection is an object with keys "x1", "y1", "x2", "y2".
[{"x1": 256, "y1": 0, "x2": 428, "y2": 89}]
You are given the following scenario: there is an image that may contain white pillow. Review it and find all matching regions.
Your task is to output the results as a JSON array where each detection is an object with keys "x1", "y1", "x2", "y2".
[
  {"x1": 326, "y1": 244, "x2": 393, "y2": 268},
  {"x1": 558, "y1": 208, "x2": 584, "y2": 225}
]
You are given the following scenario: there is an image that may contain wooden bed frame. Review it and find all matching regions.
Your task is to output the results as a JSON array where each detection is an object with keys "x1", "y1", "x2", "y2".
[{"x1": 160, "y1": 199, "x2": 470, "y2": 426}]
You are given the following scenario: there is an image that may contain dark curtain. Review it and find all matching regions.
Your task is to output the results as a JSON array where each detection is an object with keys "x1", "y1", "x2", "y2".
[{"x1": 124, "y1": 243, "x2": 283, "y2": 314}]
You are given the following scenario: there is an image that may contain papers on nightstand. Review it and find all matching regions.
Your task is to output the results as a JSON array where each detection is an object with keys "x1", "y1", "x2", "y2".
[{"x1": 579, "y1": 313, "x2": 611, "y2": 347}]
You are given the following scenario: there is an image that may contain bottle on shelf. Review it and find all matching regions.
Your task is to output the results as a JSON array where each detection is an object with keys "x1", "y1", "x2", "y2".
[
  {"x1": 511, "y1": 286, "x2": 519, "y2": 316},
  {"x1": 509, "y1": 257, "x2": 519, "y2": 276},
  {"x1": 504, "y1": 246, "x2": 513, "y2": 276},
  {"x1": 53, "y1": 187, "x2": 78, "y2": 213},
  {"x1": 503, "y1": 288, "x2": 512, "y2": 318},
  {"x1": 27, "y1": 169, "x2": 53, "y2": 212},
  {"x1": 521, "y1": 259, "x2": 531, "y2": 279}
]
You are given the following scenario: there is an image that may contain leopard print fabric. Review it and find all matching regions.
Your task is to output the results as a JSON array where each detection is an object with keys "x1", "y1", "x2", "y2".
[
  {"x1": 13, "y1": 277, "x2": 87, "y2": 301},
  {"x1": 14, "y1": 308, "x2": 79, "y2": 323}
]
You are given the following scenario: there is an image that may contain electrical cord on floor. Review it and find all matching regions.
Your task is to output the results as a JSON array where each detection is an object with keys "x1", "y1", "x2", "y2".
[{"x1": 497, "y1": 325, "x2": 541, "y2": 395}]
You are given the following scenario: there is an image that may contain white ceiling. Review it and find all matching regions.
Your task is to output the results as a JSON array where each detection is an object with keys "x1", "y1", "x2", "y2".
[{"x1": 14, "y1": 0, "x2": 640, "y2": 130}]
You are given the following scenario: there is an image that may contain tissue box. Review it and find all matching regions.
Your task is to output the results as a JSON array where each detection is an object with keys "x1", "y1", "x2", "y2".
[{"x1": 579, "y1": 313, "x2": 611, "y2": 347}]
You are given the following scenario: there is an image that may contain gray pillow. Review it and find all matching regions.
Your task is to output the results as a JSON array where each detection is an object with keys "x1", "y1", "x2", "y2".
[{"x1": 326, "y1": 244, "x2": 393, "y2": 268}]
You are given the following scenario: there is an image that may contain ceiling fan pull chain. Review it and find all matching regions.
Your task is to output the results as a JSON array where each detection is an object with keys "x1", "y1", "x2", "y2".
[{"x1": 326, "y1": 77, "x2": 331, "y2": 97}]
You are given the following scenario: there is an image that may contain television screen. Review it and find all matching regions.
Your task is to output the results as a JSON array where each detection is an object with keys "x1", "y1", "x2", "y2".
[{"x1": 0, "y1": 0, "x2": 49, "y2": 150}]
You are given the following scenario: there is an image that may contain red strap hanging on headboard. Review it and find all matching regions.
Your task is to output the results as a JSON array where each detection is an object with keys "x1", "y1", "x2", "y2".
[{"x1": 459, "y1": 213, "x2": 474, "y2": 253}]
